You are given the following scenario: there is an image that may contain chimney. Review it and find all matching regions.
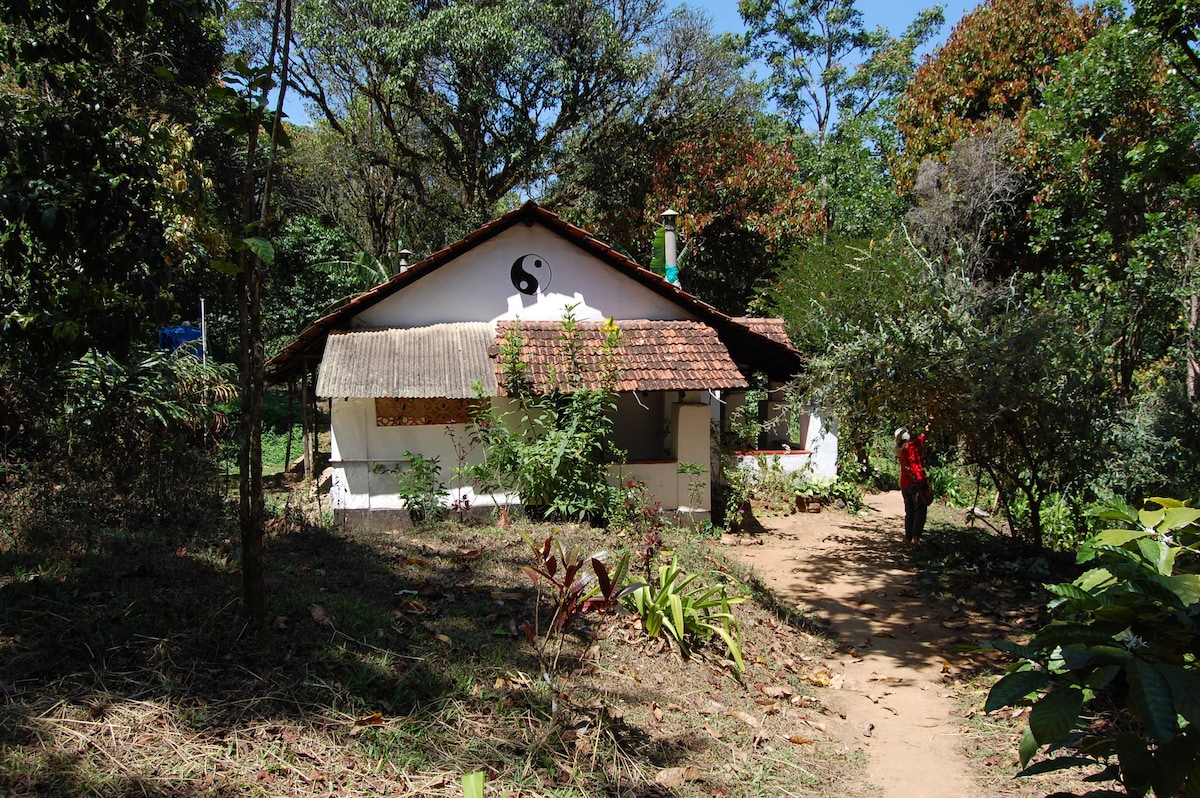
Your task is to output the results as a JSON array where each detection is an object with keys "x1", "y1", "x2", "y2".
[
  {"x1": 397, "y1": 249, "x2": 413, "y2": 273},
  {"x1": 661, "y1": 208, "x2": 680, "y2": 287}
]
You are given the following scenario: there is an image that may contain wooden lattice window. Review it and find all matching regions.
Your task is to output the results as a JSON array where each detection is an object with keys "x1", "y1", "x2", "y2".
[{"x1": 375, "y1": 397, "x2": 480, "y2": 427}]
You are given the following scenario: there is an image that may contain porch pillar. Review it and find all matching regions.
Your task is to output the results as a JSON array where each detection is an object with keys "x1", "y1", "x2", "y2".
[{"x1": 675, "y1": 394, "x2": 711, "y2": 511}]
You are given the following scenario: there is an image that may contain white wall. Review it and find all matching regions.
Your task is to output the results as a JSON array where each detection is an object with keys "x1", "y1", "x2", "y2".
[
  {"x1": 353, "y1": 225, "x2": 694, "y2": 328},
  {"x1": 714, "y1": 391, "x2": 838, "y2": 481},
  {"x1": 328, "y1": 390, "x2": 715, "y2": 515}
]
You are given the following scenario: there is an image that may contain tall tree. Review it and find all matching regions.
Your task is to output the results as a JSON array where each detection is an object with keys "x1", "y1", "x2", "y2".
[
  {"x1": 216, "y1": 0, "x2": 295, "y2": 642},
  {"x1": 894, "y1": 0, "x2": 1098, "y2": 179},
  {"x1": 1, "y1": 0, "x2": 223, "y2": 365},
  {"x1": 1132, "y1": 0, "x2": 1200, "y2": 91},
  {"x1": 740, "y1": 0, "x2": 942, "y2": 236},
  {"x1": 291, "y1": 0, "x2": 661, "y2": 227},
  {"x1": 645, "y1": 129, "x2": 823, "y2": 315},
  {"x1": 1022, "y1": 19, "x2": 1200, "y2": 398},
  {"x1": 549, "y1": 7, "x2": 760, "y2": 258}
]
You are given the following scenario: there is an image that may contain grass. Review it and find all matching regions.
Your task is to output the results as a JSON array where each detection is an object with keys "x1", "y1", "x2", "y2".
[
  {"x1": 0, "y1": 486, "x2": 1105, "y2": 797},
  {"x1": 0, "y1": 497, "x2": 863, "y2": 797},
  {"x1": 219, "y1": 386, "x2": 330, "y2": 476}
]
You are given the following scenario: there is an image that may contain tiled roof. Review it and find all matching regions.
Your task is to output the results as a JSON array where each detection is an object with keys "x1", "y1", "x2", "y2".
[
  {"x1": 732, "y1": 317, "x2": 792, "y2": 347},
  {"x1": 494, "y1": 320, "x2": 748, "y2": 393},
  {"x1": 315, "y1": 324, "x2": 498, "y2": 399}
]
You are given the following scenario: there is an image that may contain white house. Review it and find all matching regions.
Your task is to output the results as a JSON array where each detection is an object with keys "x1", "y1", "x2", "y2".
[{"x1": 266, "y1": 202, "x2": 837, "y2": 527}]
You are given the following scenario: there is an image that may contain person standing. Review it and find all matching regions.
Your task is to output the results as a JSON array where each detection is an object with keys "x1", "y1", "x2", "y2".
[{"x1": 895, "y1": 416, "x2": 934, "y2": 546}]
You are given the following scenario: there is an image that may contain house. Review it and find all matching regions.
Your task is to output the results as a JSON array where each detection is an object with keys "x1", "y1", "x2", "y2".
[{"x1": 266, "y1": 201, "x2": 837, "y2": 528}]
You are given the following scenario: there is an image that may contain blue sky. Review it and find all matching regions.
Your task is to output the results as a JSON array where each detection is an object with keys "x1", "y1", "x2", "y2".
[{"x1": 693, "y1": 0, "x2": 980, "y2": 48}]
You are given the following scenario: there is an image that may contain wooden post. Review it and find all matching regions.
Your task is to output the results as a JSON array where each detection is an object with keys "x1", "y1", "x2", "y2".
[{"x1": 302, "y1": 361, "x2": 315, "y2": 483}]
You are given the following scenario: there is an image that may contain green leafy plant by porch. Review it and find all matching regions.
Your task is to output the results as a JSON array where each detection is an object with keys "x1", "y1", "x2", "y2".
[
  {"x1": 464, "y1": 308, "x2": 624, "y2": 522},
  {"x1": 375, "y1": 451, "x2": 447, "y2": 525},
  {"x1": 984, "y1": 496, "x2": 1200, "y2": 796}
]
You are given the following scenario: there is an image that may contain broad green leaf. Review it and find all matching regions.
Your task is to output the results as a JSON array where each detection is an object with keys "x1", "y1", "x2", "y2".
[
  {"x1": 1029, "y1": 687, "x2": 1084, "y2": 745},
  {"x1": 1127, "y1": 659, "x2": 1178, "y2": 743},
  {"x1": 1148, "y1": 497, "x2": 1189, "y2": 510},
  {"x1": 1084, "y1": 663, "x2": 1122, "y2": 690},
  {"x1": 984, "y1": 639, "x2": 1039, "y2": 659},
  {"x1": 1076, "y1": 567, "x2": 1116, "y2": 592},
  {"x1": 1115, "y1": 732, "x2": 1154, "y2": 797},
  {"x1": 1130, "y1": 575, "x2": 1188, "y2": 610},
  {"x1": 1019, "y1": 724, "x2": 1039, "y2": 768},
  {"x1": 986, "y1": 669, "x2": 1050, "y2": 712},
  {"x1": 1045, "y1": 582, "x2": 1101, "y2": 608},
  {"x1": 1136, "y1": 538, "x2": 1176, "y2": 575},
  {"x1": 1062, "y1": 645, "x2": 1128, "y2": 671},
  {"x1": 1160, "y1": 664, "x2": 1200, "y2": 726},
  {"x1": 211, "y1": 259, "x2": 242, "y2": 276},
  {"x1": 669, "y1": 593, "x2": 685, "y2": 646},
  {"x1": 1140, "y1": 508, "x2": 1166, "y2": 530},
  {"x1": 1162, "y1": 507, "x2": 1200, "y2": 531},
  {"x1": 1167, "y1": 574, "x2": 1200, "y2": 606},
  {"x1": 1095, "y1": 528, "x2": 1155, "y2": 547},
  {"x1": 1032, "y1": 621, "x2": 1122, "y2": 648},
  {"x1": 711, "y1": 624, "x2": 745, "y2": 673},
  {"x1": 461, "y1": 771, "x2": 485, "y2": 798},
  {"x1": 1091, "y1": 496, "x2": 1140, "y2": 523},
  {"x1": 242, "y1": 236, "x2": 275, "y2": 265}
]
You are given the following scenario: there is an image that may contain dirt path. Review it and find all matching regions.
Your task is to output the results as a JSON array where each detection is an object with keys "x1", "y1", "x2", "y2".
[{"x1": 726, "y1": 491, "x2": 978, "y2": 798}]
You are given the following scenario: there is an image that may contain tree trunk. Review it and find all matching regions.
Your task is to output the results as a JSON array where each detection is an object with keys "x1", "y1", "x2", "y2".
[
  {"x1": 1188, "y1": 293, "x2": 1198, "y2": 404},
  {"x1": 237, "y1": 0, "x2": 293, "y2": 648}
]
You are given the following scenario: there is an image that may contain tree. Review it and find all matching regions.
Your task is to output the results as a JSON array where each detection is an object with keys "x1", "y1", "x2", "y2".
[
  {"x1": 817, "y1": 263, "x2": 1108, "y2": 545},
  {"x1": 1021, "y1": 20, "x2": 1200, "y2": 399},
  {"x1": 1, "y1": 0, "x2": 223, "y2": 366},
  {"x1": 765, "y1": 232, "x2": 925, "y2": 476},
  {"x1": 215, "y1": 0, "x2": 296, "y2": 642},
  {"x1": 740, "y1": 0, "x2": 943, "y2": 236},
  {"x1": 1132, "y1": 0, "x2": 1200, "y2": 92},
  {"x1": 291, "y1": 0, "x2": 661, "y2": 227},
  {"x1": 549, "y1": 7, "x2": 761, "y2": 258},
  {"x1": 894, "y1": 0, "x2": 1098, "y2": 179},
  {"x1": 0, "y1": 0, "x2": 229, "y2": 548},
  {"x1": 645, "y1": 129, "x2": 824, "y2": 315},
  {"x1": 903, "y1": 127, "x2": 1027, "y2": 276}
]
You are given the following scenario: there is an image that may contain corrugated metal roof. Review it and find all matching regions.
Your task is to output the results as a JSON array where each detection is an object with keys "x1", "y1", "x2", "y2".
[
  {"x1": 495, "y1": 320, "x2": 749, "y2": 393},
  {"x1": 316, "y1": 323, "x2": 498, "y2": 399}
]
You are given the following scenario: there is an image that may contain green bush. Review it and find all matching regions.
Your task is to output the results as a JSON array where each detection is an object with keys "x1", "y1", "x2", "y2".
[
  {"x1": 376, "y1": 451, "x2": 447, "y2": 525},
  {"x1": 985, "y1": 496, "x2": 1200, "y2": 796},
  {"x1": 625, "y1": 557, "x2": 746, "y2": 672},
  {"x1": 464, "y1": 310, "x2": 623, "y2": 523}
]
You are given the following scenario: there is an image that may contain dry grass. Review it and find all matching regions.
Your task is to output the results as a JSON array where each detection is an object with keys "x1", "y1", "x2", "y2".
[
  {"x1": 1, "y1": 492, "x2": 1110, "y2": 798},
  {"x1": 1, "y1": 500, "x2": 865, "y2": 797}
]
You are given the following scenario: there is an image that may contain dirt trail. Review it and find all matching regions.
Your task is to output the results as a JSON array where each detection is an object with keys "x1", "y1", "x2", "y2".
[{"x1": 727, "y1": 491, "x2": 978, "y2": 798}]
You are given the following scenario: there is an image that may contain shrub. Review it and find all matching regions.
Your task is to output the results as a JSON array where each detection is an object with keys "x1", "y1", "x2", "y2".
[
  {"x1": 464, "y1": 309, "x2": 622, "y2": 523},
  {"x1": 376, "y1": 451, "x2": 447, "y2": 525},
  {"x1": 625, "y1": 557, "x2": 746, "y2": 672},
  {"x1": 984, "y1": 496, "x2": 1200, "y2": 796}
]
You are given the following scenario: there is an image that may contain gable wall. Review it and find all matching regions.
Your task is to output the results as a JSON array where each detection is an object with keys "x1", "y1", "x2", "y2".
[{"x1": 352, "y1": 224, "x2": 694, "y2": 328}]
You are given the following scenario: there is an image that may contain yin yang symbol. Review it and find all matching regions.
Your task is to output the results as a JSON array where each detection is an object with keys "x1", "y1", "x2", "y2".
[{"x1": 510, "y1": 254, "x2": 550, "y2": 295}]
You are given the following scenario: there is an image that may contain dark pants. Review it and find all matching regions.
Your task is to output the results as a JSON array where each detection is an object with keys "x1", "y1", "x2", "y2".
[{"x1": 901, "y1": 483, "x2": 928, "y2": 543}]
